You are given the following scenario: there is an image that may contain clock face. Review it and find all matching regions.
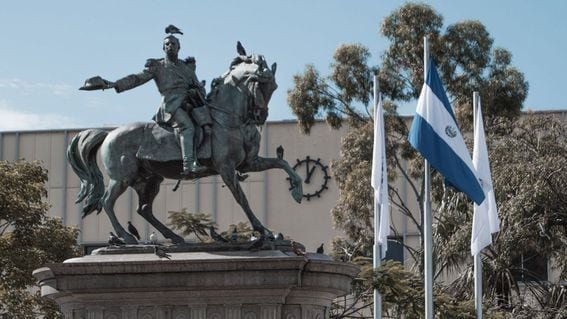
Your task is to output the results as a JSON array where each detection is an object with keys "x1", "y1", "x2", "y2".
[{"x1": 287, "y1": 156, "x2": 331, "y2": 200}]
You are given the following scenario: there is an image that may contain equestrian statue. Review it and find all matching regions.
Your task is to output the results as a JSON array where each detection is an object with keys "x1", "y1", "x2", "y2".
[{"x1": 68, "y1": 26, "x2": 303, "y2": 244}]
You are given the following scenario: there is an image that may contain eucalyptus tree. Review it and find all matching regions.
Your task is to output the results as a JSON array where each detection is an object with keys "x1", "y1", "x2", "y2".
[{"x1": 287, "y1": 2, "x2": 535, "y2": 317}]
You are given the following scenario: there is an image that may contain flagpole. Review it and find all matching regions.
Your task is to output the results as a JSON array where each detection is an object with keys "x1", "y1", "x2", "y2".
[
  {"x1": 373, "y1": 75, "x2": 383, "y2": 319},
  {"x1": 473, "y1": 91, "x2": 483, "y2": 319},
  {"x1": 474, "y1": 251, "x2": 483, "y2": 318},
  {"x1": 423, "y1": 36, "x2": 434, "y2": 319}
]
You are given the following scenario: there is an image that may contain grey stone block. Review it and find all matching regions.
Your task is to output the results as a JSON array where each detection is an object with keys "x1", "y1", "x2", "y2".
[{"x1": 34, "y1": 250, "x2": 359, "y2": 319}]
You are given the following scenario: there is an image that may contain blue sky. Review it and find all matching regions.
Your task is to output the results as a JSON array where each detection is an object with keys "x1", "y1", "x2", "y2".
[{"x1": 0, "y1": 1, "x2": 565, "y2": 131}]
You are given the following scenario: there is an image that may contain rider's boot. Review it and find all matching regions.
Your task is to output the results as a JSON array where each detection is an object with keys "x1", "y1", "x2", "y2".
[
  {"x1": 179, "y1": 129, "x2": 207, "y2": 176},
  {"x1": 182, "y1": 156, "x2": 206, "y2": 176}
]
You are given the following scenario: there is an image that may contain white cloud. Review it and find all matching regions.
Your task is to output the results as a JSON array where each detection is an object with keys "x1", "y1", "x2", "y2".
[
  {"x1": 0, "y1": 78, "x2": 73, "y2": 97},
  {"x1": 0, "y1": 101, "x2": 80, "y2": 131}
]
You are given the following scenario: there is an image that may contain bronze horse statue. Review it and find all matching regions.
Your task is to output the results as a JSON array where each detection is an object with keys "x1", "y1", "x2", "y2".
[{"x1": 68, "y1": 49, "x2": 303, "y2": 244}]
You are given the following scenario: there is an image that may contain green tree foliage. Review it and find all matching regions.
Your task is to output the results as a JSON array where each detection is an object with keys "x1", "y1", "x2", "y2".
[
  {"x1": 336, "y1": 258, "x2": 507, "y2": 319},
  {"x1": 442, "y1": 114, "x2": 567, "y2": 314},
  {"x1": 288, "y1": 45, "x2": 373, "y2": 134},
  {"x1": 219, "y1": 222, "x2": 257, "y2": 242},
  {"x1": 288, "y1": 3, "x2": 528, "y2": 133},
  {"x1": 168, "y1": 209, "x2": 214, "y2": 242},
  {"x1": 378, "y1": 2, "x2": 443, "y2": 102},
  {"x1": 284, "y1": 2, "x2": 564, "y2": 317},
  {"x1": 168, "y1": 210, "x2": 256, "y2": 243},
  {"x1": 377, "y1": 3, "x2": 528, "y2": 126},
  {"x1": 0, "y1": 160, "x2": 80, "y2": 318}
]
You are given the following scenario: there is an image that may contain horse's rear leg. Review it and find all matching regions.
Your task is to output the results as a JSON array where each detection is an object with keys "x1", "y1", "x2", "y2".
[
  {"x1": 219, "y1": 167, "x2": 272, "y2": 238},
  {"x1": 102, "y1": 179, "x2": 138, "y2": 244},
  {"x1": 133, "y1": 175, "x2": 185, "y2": 244}
]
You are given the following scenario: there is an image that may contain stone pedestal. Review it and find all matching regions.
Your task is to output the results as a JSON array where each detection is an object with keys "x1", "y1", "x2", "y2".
[{"x1": 34, "y1": 250, "x2": 359, "y2": 319}]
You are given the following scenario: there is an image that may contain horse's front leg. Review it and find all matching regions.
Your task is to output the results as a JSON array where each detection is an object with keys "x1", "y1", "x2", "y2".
[
  {"x1": 240, "y1": 157, "x2": 303, "y2": 203},
  {"x1": 218, "y1": 166, "x2": 273, "y2": 238}
]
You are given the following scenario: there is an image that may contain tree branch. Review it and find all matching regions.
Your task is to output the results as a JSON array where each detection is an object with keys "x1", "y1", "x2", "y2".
[
  {"x1": 332, "y1": 292, "x2": 372, "y2": 319},
  {"x1": 321, "y1": 86, "x2": 366, "y2": 123},
  {"x1": 392, "y1": 154, "x2": 421, "y2": 202},
  {"x1": 390, "y1": 187, "x2": 421, "y2": 233},
  {"x1": 0, "y1": 221, "x2": 11, "y2": 236}
]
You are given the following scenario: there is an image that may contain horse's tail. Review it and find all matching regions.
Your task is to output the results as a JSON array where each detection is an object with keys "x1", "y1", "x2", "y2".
[{"x1": 67, "y1": 129, "x2": 108, "y2": 218}]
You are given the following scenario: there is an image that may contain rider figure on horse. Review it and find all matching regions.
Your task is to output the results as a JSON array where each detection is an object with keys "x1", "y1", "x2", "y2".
[{"x1": 84, "y1": 29, "x2": 208, "y2": 176}]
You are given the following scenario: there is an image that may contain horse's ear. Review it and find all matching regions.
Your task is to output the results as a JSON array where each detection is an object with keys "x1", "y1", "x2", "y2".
[
  {"x1": 271, "y1": 62, "x2": 277, "y2": 76},
  {"x1": 237, "y1": 41, "x2": 247, "y2": 56}
]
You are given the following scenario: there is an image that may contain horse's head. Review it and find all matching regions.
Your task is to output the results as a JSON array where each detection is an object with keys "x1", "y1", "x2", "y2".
[{"x1": 214, "y1": 47, "x2": 277, "y2": 125}]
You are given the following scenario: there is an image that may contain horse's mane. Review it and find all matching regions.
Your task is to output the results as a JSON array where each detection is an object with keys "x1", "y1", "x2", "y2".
[
  {"x1": 228, "y1": 55, "x2": 254, "y2": 69},
  {"x1": 207, "y1": 54, "x2": 262, "y2": 101}
]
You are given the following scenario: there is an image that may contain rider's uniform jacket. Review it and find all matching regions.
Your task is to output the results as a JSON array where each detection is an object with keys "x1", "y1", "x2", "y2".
[{"x1": 114, "y1": 57, "x2": 204, "y2": 125}]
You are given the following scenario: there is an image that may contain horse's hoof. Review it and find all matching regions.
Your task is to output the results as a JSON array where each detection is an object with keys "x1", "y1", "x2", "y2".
[
  {"x1": 171, "y1": 237, "x2": 185, "y2": 244},
  {"x1": 292, "y1": 189, "x2": 303, "y2": 203},
  {"x1": 260, "y1": 229, "x2": 274, "y2": 240},
  {"x1": 123, "y1": 234, "x2": 138, "y2": 245},
  {"x1": 139, "y1": 204, "x2": 151, "y2": 214}
]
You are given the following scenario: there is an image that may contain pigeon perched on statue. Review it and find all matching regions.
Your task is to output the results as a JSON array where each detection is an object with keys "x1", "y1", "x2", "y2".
[
  {"x1": 229, "y1": 226, "x2": 239, "y2": 242},
  {"x1": 108, "y1": 232, "x2": 125, "y2": 246},
  {"x1": 127, "y1": 221, "x2": 141, "y2": 240},
  {"x1": 153, "y1": 245, "x2": 172, "y2": 260},
  {"x1": 150, "y1": 232, "x2": 158, "y2": 244},
  {"x1": 165, "y1": 24, "x2": 183, "y2": 35},
  {"x1": 316, "y1": 243, "x2": 324, "y2": 254},
  {"x1": 209, "y1": 226, "x2": 228, "y2": 243},
  {"x1": 236, "y1": 41, "x2": 247, "y2": 56},
  {"x1": 248, "y1": 236, "x2": 266, "y2": 251},
  {"x1": 276, "y1": 145, "x2": 284, "y2": 160},
  {"x1": 292, "y1": 241, "x2": 306, "y2": 256}
]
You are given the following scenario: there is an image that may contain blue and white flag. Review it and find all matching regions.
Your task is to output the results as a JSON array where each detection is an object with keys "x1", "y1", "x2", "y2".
[
  {"x1": 408, "y1": 60, "x2": 485, "y2": 205},
  {"x1": 471, "y1": 102, "x2": 500, "y2": 255},
  {"x1": 371, "y1": 93, "x2": 390, "y2": 258}
]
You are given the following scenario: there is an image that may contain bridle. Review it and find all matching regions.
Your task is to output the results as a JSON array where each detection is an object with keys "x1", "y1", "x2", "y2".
[
  {"x1": 236, "y1": 59, "x2": 274, "y2": 125},
  {"x1": 206, "y1": 56, "x2": 275, "y2": 127},
  {"x1": 245, "y1": 80, "x2": 269, "y2": 125}
]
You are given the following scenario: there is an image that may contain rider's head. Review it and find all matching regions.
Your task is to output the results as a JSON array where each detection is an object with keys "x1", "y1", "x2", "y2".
[{"x1": 163, "y1": 35, "x2": 180, "y2": 57}]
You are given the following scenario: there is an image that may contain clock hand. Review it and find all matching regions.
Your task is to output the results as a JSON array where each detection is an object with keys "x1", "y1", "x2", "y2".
[{"x1": 305, "y1": 165, "x2": 317, "y2": 184}]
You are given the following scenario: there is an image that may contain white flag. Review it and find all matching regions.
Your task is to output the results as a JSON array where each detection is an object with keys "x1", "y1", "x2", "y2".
[
  {"x1": 371, "y1": 93, "x2": 390, "y2": 258},
  {"x1": 471, "y1": 102, "x2": 500, "y2": 256}
]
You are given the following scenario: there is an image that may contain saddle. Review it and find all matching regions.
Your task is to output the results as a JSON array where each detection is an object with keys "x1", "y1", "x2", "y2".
[{"x1": 136, "y1": 122, "x2": 211, "y2": 162}]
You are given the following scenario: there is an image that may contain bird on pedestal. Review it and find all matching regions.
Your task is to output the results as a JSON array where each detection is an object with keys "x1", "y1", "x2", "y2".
[
  {"x1": 150, "y1": 232, "x2": 158, "y2": 245},
  {"x1": 153, "y1": 246, "x2": 172, "y2": 260},
  {"x1": 127, "y1": 221, "x2": 141, "y2": 241},
  {"x1": 108, "y1": 232, "x2": 125, "y2": 246}
]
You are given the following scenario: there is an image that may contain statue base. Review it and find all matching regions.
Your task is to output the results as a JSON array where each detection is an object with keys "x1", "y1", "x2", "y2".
[{"x1": 34, "y1": 249, "x2": 359, "y2": 319}]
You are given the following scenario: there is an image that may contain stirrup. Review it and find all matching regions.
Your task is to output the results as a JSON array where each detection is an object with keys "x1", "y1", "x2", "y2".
[{"x1": 182, "y1": 161, "x2": 207, "y2": 175}]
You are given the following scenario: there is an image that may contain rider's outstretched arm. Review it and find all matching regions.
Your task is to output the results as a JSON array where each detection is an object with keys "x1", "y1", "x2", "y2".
[{"x1": 114, "y1": 58, "x2": 157, "y2": 93}]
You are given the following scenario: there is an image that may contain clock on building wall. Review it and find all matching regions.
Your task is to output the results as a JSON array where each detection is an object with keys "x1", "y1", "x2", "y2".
[{"x1": 287, "y1": 156, "x2": 331, "y2": 201}]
